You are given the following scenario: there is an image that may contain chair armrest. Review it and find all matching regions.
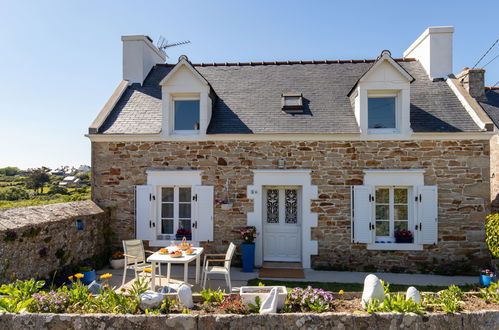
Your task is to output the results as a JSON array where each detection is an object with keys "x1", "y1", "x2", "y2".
[
  {"x1": 123, "y1": 254, "x2": 137, "y2": 259},
  {"x1": 145, "y1": 250, "x2": 156, "y2": 255},
  {"x1": 204, "y1": 253, "x2": 226, "y2": 256},
  {"x1": 207, "y1": 259, "x2": 231, "y2": 263}
]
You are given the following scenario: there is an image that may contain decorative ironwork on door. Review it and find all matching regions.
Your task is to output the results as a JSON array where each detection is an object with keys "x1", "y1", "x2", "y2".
[
  {"x1": 266, "y1": 189, "x2": 279, "y2": 223},
  {"x1": 285, "y1": 189, "x2": 298, "y2": 223}
]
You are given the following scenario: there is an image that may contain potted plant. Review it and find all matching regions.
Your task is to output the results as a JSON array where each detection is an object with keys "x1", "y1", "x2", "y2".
[
  {"x1": 479, "y1": 268, "x2": 497, "y2": 287},
  {"x1": 79, "y1": 264, "x2": 96, "y2": 285},
  {"x1": 176, "y1": 227, "x2": 192, "y2": 241},
  {"x1": 394, "y1": 230, "x2": 413, "y2": 243},
  {"x1": 110, "y1": 251, "x2": 125, "y2": 269},
  {"x1": 240, "y1": 226, "x2": 258, "y2": 272}
]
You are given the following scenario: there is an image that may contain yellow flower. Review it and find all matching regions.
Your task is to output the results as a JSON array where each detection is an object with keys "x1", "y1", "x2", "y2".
[
  {"x1": 74, "y1": 273, "x2": 84, "y2": 279},
  {"x1": 68, "y1": 275, "x2": 74, "y2": 281},
  {"x1": 100, "y1": 273, "x2": 113, "y2": 279},
  {"x1": 339, "y1": 290, "x2": 344, "y2": 295},
  {"x1": 142, "y1": 268, "x2": 152, "y2": 273}
]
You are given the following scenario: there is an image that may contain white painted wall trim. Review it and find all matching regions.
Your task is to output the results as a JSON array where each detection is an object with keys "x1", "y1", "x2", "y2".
[
  {"x1": 246, "y1": 170, "x2": 318, "y2": 268},
  {"x1": 446, "y1": 77, "x2": 492, "y2": 131},
  {"x1": 86, "y1": 131, "x2": 492, "y2": 142},
  {"x1": 364, "y1": 169, "x2": 424, "y2": 186}
]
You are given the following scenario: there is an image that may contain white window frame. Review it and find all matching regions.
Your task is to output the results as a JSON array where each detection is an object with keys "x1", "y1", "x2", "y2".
[
  {"x1": 158, "y1": 186, "x2": 192, "y2": 240},
  {"x1": 367, "y1": 91, "x2": 401, "y2": 135},
  {"x1": 364, "y1": 169, "x2": 424, "y2": 251},
  {"x1": 172, "y1": 95, "x2": 200, "y2": 135},
  {"x1": 373, "y1": 186, "x2": 413, "y2": 243}
]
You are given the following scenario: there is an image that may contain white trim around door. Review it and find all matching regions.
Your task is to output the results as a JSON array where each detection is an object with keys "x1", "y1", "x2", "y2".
[{"x1": 247, "y1": 169, "x2": 318, "y2": 268}]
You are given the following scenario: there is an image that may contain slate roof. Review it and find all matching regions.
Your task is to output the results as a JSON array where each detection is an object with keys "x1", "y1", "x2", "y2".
[
  {"x1": 479, "y1": 88, "x2": 499, "y2": 128},
  {"x1": 97, "y1": 59, "x2": 481, "y2": 134}
]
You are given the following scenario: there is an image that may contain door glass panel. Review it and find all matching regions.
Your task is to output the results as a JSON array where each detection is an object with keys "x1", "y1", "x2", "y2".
[
  {"x1": 162, "y1": 188, "x2": 174, "y2": 202},
  {"x1": 179, "y1": 188, "x2": 191, "y2": 202},
  {"x1": 161, "y1": 219, "x2": 173, "y2": 234},
  {"x1": 285, "y1": 189, "x2": 298, "y2": 224},
  {"x1": 179, "y1": 219, "x2": 191, "y2": 231},
  {"x1": 266, "y1": 189, "x2": 279, "y2": 223},
  {"x1": 376, "y1": 221, "x2": 389, "y2": 236}
]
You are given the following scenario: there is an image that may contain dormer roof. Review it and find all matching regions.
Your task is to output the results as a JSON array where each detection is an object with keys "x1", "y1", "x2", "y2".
[{"x1": 159, "y1": 55, "x2": 210, "y2": 87}]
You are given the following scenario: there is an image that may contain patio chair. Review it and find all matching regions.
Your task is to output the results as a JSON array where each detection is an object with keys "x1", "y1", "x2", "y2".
[
  {"x1": 122, "y1": 239, "x2": 161, "y2": 287},
  {"x1": 201, "y1": 242, "x2": 236, "y2": 292}
]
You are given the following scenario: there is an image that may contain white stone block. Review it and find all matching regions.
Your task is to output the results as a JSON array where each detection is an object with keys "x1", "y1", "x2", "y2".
[
  {"x1": 361, "y1": 274, "x2": 385, "y2": 309},
  {"x1": 405, "y1": 286, "x2": 421, "y2": 303},
  {"x1": 140, "y1": 290, "x2": 163, "y2": 310},
  {"x1": 177, "y1": 284, "x2": 194, "y2": 308}
]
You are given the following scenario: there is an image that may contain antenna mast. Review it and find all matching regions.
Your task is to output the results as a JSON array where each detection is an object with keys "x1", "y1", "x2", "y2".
[{"x1": 156, "y1": 36, "x2": 191, "y2": 59}]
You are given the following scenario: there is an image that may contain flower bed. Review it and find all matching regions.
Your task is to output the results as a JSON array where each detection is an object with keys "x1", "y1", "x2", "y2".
[{"x1": 0, "y1": 279, "x2": 498, "y2": 316}]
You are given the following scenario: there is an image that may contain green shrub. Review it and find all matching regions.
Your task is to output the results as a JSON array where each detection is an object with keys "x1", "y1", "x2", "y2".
[
  {"x1": 486, "y1": 214, "x2": 499, "y2": 258},
  {"x1": 47, "y1": 185, "x2": 69, "y2": 195},
  {"x1": 0, "y1": 187, "x2": 30, "y2": 201}
]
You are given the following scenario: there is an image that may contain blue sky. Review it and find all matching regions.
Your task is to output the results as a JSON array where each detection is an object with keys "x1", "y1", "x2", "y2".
[{"x1": 0, "y1": 0, "x2": 498, "y2": 170}]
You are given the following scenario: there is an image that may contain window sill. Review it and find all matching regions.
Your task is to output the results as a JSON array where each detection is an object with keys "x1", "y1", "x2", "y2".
[
  {"x1": 173, "y1": 130, "x2": 200, "y2": 135},
  {"x1": 367, "y1": 243, "x2": 423, "y2": 251},
  {"x1": 367, "y1": 128, "x2": 400, "y2": 134}
]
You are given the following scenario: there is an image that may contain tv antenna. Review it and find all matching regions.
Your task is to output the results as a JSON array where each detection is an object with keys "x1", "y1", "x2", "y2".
[{"x1": 156, "y1": 36, "x2": 191, "y2": 59}]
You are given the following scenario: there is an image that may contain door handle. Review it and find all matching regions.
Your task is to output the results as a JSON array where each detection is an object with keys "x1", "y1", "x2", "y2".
[{"x1": 193, "y1": 221, "x2": 198, "y2": 229}]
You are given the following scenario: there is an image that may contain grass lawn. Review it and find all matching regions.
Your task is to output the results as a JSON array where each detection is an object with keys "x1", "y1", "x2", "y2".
[{"x1": 247, "y1": 278, "x2": 478, "y2": 293}]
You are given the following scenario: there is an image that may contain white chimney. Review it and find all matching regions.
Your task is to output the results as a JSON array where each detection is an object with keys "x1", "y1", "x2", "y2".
[
  {"x1": 403, "y1": 26, "x2": 454, "y2": 80},
  {"x1": 121, "y1": 35, "x2": 166, "y2": 85}
]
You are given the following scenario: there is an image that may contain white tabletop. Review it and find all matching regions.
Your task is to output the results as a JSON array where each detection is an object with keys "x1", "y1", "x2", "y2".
[{"x1": 147, "y1": 247, "x2": 204, "y2": 263}]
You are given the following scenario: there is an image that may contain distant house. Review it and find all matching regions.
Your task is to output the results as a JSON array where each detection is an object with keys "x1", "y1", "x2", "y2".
[
  {"x1": 87, "y1": 27, "x2": 494, "y2": 272},
  {"x1": 77, "y1": 165, "x2": 91, "y2": 173},
  {"x1": 59, "y1": 176, "x2": 80, "y2": 187}
]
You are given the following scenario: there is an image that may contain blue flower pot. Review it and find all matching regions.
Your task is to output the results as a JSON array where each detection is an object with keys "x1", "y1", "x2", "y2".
[
  {"x1": 480, "y1": 274, "x2": 497, "y2": 287},
  {"x1": 81, "y1": 270, "x2": 96, "y2": 285},
  {"x1": 241, "y1": 243, "x2": 255, "y2": 273}
]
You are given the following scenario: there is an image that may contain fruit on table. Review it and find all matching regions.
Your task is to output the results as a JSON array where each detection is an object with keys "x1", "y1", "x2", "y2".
[
  {"x1": 160, "y1": 248, "x2": 168, "y2": 254},
  {"x1": 169, "y1": 250, "x2": 182, "y2": 256},
  {"x1": 186, "y1": 249, "x2": 193, "y2": 254}
]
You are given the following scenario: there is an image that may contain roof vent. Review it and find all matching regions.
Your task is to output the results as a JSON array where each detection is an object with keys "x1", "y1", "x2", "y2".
[{"x1": 281, "y1": 93, "x2": 303, "y2": 113}]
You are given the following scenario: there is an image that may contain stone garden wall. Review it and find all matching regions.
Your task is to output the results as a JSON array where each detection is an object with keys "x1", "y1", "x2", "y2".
[
  {"x1": 490, "y1": 134, "x2": 499, "y2": 212},
  {"x1": 1, "y1": 311, "x2": 498, "y2": 330},
  {"x1": 0, "y1": 201, "x2": 109, "y2": 283},
  {"x1": 92, "y1": 139, "x2": 491, "y2": 273}
]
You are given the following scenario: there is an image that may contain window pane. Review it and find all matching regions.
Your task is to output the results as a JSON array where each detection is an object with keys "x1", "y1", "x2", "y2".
[
  {"x1": 161, "y1": 219, "x2": 173, "y2": 234},
  {"x1": 376, "y1": 221, "x2": 389, "y2": 236},
  {"x1": 368, "y1": 97, "x2": 396, "y2": 129},
  {"x1": 179, "y1": 220, "x2": 191, "y2": 232},
  {"x1": 394, "y1": 189, "x2": 408, "y2": 204},
  {"x1": 161, "y1": 204, "x2": 173, "y2": 218},
  {"x1": 179, "y1": 188, "x2": 191, "y2": 202},
  {"x1": 395, "y1": 221, "x2": 408, "y2": 232},
  {"x1": 162, "y1": 188, "x2": 174, "y2": 202},
  {"x1": 376, "y1": 188, "x2": 389, "y2": 203},
  {"x1": 394, "y1": 205, "x2": 408, "y2": 220},
  {"x1": 179, "y1": 204, "x2": 191, "y2": 218},
  {"x1": 174, "y1": 100, "x2": 200, "y2": 130},
  {"x1": 376, "y1": 205, "x2": 389, "y2": 220},
  {"x1": 284, "y1": 96, "x2": 301, "y2": 106}
]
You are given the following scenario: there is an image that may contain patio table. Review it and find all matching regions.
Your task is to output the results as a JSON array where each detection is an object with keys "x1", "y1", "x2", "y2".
[{"x1": 147, "y1": 247, "x2": 204, "y2": 291}]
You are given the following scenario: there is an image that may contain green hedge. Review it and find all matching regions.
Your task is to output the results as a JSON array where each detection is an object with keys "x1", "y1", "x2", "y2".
[{"x1": 486, "y1": 213, "x2": 499, "y2": 259}]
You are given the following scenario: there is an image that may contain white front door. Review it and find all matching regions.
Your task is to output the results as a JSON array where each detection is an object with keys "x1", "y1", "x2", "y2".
[{"x1": 263, "y1": 187, "x2": 301, "y2": 262}]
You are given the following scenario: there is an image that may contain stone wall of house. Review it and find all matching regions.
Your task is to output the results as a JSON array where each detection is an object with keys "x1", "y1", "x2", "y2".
[
  {"x1": 490, "y1": 134, "x2": 499, "y2": 213},
  {"x1": 0, "y1": 201, "x2": 109, "y2": 283},
  {"x1": 92, "y1": 139, "x2": 491, "y2": 272}
]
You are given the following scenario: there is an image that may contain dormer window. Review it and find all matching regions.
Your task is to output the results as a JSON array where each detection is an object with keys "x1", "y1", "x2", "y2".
[
  {"x1": 282, "y1": 93, "x2": 303, "y2": 113},
  {"x1": 368, "y1": 95, "x2": 396, "y2": 129},
  {"x1": 174, "y1": 98, "x2": 200, "y2": 133}
]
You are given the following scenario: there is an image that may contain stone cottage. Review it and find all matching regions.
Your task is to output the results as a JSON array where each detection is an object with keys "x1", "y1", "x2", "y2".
[{"x1": 87, "y1": 26, "x2": 494, "y2": 272}]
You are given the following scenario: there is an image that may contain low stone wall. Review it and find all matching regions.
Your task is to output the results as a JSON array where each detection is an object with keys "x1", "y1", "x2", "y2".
[
  {"x1": 0, "y1": 201, "x2": 109, "y2": 283},
  {"x1": 0, "y1": 311, "x2": 498, "y2": 330}
]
